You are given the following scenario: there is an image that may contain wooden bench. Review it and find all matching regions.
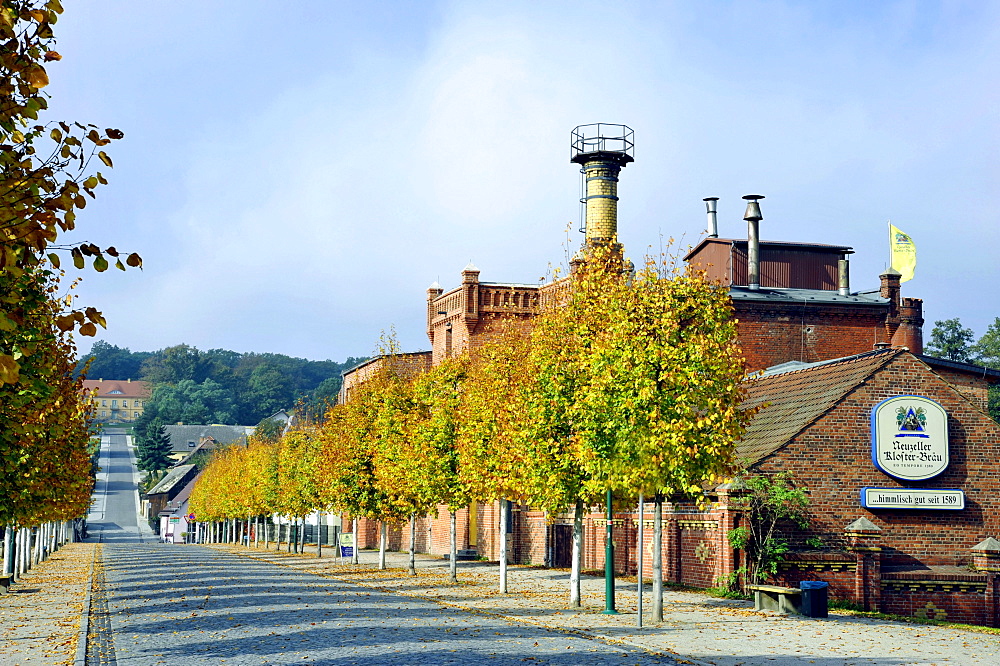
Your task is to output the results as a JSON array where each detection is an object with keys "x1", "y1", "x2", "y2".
[{"x1": 748, "y1": 584, "x2": 802, "y2": 614}]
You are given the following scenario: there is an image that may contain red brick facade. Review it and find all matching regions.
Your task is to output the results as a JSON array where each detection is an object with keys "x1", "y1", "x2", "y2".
[
  {"x1": 337, "y1": 221, "x2": 1000, "y2": 625},
  {"x1": 735, "y1": 301, "x2": 889, "y2": 372},
  {"x1": 598, "y1": 351, "x2": 1000, "y2": 627},
  {"x1": 342, "y1": 351, "x2": 1000, "y2": 626}
]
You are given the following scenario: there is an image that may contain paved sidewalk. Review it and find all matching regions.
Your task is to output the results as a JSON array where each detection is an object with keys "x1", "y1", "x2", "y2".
[
  {"x1": 100, "y1": 543, "x2": 671, "y2": 665},
  {"x1": 212, "y1": 542, "x2": 1000, "y2": 665},
  {"x1": 0, "y1": 542, "x2": 95, "y2": 666}
]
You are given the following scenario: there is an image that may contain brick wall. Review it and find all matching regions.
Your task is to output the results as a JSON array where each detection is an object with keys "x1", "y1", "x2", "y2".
[
  {"x1": 772, "y1": 552, "x2": 858, "y2": 602},
  {"x1": 880, "y1": 575, "x2": 997, "y2": 626},
  {"x1": 735, "y1": 303, "x2": 889, "y2": 372},
  {"x1": 926, "y1": 365, "x2": 991, "y2": 414},
  {"x1": 754, "y1": 354, "x2": 1000, "y2": 567}
]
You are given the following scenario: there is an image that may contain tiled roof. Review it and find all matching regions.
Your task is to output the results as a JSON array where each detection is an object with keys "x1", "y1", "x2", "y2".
[
  {"x1": 147, "y1": 464, "x2": 196, "y2": 496},
  {"x1": 918, "y1": 354, "x2": 1000, "y2": 383},
  {"x1": 165, "y1": 475, "x2": 200, "y2": 514},
  {"x1": 164, "y1": 425, "x2": 253, "y2": 453},
  {"x1": 737, "y1": 348, "x2": 904, "y2": 466},
  {"x1": 81, "y1": 379, "x2": 151, "y2": 399}
]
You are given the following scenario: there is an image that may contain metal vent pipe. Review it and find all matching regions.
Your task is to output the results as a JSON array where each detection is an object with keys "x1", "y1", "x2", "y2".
[
  {"x1": 703, "y1": 197, "x2": 719, "y2": 237},
  {"x1": 838, "y1": 257, "x2": 850, "y2": 296},
  {"x1": 742, "y1": 195, "x2": 764, "y2": 291}
]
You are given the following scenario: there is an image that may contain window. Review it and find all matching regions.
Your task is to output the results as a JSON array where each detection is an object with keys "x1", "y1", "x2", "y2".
[
  {"x1": 134, "y1": 411, "x2": 139, "y2": 418},
  {"x1": 101, "y1": 411, "x2": 106, "y2": 417},
  {"x1": 102, "y1": 400, "x2": 106, "y2": 406},
  {"x1": 188, "y1": 441, "x2": 196, "y2": 448},
  {"x1": 122, "y1": 400, "x2": 128, "y2": 408},
  {"x1": 112, "y1": 400, "x2": 118, "y2": 408}
]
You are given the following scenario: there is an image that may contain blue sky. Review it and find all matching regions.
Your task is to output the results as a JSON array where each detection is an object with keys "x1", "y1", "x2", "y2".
[{"x1": 51, "y1": 1, "x2": 999, "y2": 361}]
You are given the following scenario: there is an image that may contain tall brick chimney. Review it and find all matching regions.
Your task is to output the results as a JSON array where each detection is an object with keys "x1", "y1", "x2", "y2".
[
  {"x1": 570, "y1": 124, "x2": 634, "y2": 248},
  {"x1": 879, "y1": 268, "x2": 902, "y2": 341},
  {"x1": 891, "y1": 297, "x2": 924, "y2": 354}
]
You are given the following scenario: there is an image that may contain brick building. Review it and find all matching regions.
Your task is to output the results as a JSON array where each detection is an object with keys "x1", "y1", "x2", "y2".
[
  {"x1": 683, "y1": 234, "x2": 925, "y2": 371},
  {"x1": 340, "y1": 124, "x2": 1000, "y2": 625},
  {"x1": 81, "y1": 378, "x2": 151, "y2": 423},
  {"x1": 589, "y1": 348, "x2": 1000, "y2": 626},
  {"x1": 339, "y1": 352, "x2": 431, "y2": 403}
]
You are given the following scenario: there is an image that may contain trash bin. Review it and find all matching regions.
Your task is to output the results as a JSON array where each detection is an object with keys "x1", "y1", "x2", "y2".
[{"x1": 799, "y1": 580, "x2": 829, "y2": 618}]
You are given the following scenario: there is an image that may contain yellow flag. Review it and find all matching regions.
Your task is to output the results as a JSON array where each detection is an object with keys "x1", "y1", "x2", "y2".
[{"x1": 889, "y1": 223, "x2": 916, "y2": 283}]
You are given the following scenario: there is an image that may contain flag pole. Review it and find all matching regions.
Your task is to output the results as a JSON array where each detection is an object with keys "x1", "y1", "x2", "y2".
[{"x1": 887, "y1": 219, "x2": 891, "y2": 270}]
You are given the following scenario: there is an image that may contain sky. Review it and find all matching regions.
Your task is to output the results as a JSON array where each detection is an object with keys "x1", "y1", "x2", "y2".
[{"x1": 49, "y1": 0, "x2": 1000, "y2": 362}]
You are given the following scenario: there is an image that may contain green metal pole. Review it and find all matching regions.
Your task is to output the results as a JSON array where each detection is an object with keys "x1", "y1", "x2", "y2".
[{"x1": 603, "y1": 488, "x2": 618, "y2": 614}]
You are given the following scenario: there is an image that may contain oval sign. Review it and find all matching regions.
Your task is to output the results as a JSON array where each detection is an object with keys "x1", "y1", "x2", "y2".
[{"x1": 871, "y1": 395, "x2": 949, "y2": 481}]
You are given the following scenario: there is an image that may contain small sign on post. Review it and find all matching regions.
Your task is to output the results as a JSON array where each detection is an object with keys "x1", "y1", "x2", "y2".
[{"x1": 339, "y1": 532, "x2": 355, "y2": 560}]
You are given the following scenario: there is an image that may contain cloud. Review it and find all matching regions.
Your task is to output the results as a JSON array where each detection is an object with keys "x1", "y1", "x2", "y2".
[{"x1": 60, "y1": 1, "x2": 1000, "y2": 359}]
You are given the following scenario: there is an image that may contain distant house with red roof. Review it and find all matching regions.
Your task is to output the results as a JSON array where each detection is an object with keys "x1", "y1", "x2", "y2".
[{"x1": 81, "y1": 378, "x2": 151, "y2": 423}]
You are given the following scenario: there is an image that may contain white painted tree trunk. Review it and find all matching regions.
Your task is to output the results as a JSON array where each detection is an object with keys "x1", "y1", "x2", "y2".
[
  {"x1": 408, "y1": 514, "x2": 416, "y2": 575},
  {"x1": 21, "y1": 528, "x2": 29, "y2": 576},
  {"x1": 449, "y1": 511, "x2": 457, "y2": 582},
  {"x1": 12, "y1": 528, "x2": 19, "y2": 580},
  {"x1": 351, "y1": 518, "x2": 359, "y2": 565},
  {"x1": 316, "y1": 511, "x2": 322, "y2": 559},
  {"x1": 637, "y1": 493, "x2": 644, "y2": 628},
  {"x1": 653, "y1": 496, "x2": 664, "y2": 622},
  {"x1": 570, "y1": 499, "x2": 583, "y2": 607},
  {"x1": 379, "y1": 522, "x2": 387, "y2": 570},
  {"x1": 2, "y1": 526, "x2": 11, "y2": 578},
  {"x1": 17, "y1": 528, "x2": 26, "y2": 577},
  {"x1": 23, "y1": 528, "x2": 32, "y2": 574},
  {"x1": 35, "y1": 524, "x2": 44, "y2": 563},
  {"x1": 499, "y1": 500, "x2": 509, "y2": 594},
  {"x1": 263, "y1": 519, "x2": 269, "y2": 549}
]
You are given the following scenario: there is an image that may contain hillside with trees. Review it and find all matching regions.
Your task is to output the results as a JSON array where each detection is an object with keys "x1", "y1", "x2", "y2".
[{"x1": 77, "y1": 341, "x2": 367, "y2": 427}]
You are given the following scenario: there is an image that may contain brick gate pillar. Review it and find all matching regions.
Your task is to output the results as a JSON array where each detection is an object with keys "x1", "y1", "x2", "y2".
[
  {"x1": 845, "y1": 517, "x2": 883, "y2": 611},
  {"x1": 971, "y1": 537, "x2": 1000, "y2": 628},
  {"x1": 716, "y1": 481, "x2": 745, "y2": 588}
]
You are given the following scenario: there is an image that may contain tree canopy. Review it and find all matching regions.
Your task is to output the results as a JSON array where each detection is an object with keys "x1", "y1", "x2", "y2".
[
  {"x1": 924, "y1": 317, "x2": 1000, "y2": 423},
  {"x1": 1, "y1": 1, "x2": 141, "y2": 526},
  {"x1": 924, "y1": 318, "x2": 976, "y2": 362}
]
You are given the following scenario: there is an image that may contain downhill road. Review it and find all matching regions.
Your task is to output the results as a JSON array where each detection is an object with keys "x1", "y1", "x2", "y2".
[
  {"x1": 85, "y1": 429, "x2": 672, "y2": 665},
  {"x1": 87, "y1": 428, "x2": 149, "y2": 544}
]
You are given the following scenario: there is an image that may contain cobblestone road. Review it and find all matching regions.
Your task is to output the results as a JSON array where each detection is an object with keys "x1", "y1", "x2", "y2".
[{"x1": 98, "y1": 543, "x2": 674, "y2": 665}]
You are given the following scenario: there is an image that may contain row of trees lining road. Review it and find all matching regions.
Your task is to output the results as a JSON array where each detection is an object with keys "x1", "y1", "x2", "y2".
[
  {"x1": 191, "y1": 246, "x2": 753, "y2": 621},
  {"x1": 2, "y1": 1, "x2": 141, "y2": 540},
  {"x1": 78, "y1": 341, "x2": 367, "y2": 426},
  {"x1": 924, "y1": 317, "x2": 1000, "y2": 422}
]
